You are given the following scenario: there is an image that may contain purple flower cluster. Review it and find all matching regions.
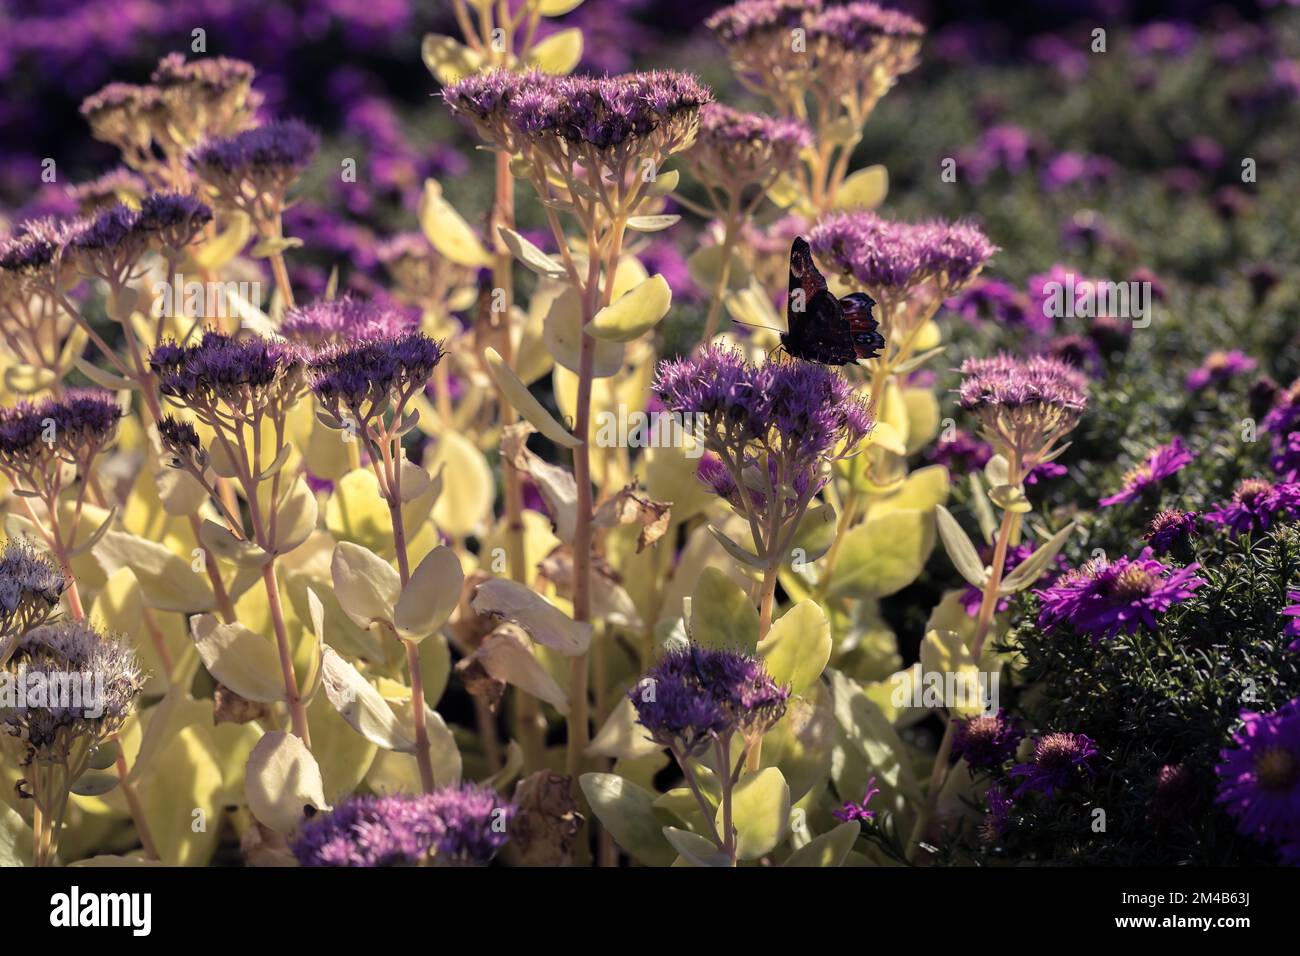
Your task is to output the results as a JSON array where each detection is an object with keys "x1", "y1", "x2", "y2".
[
  {"x1": 282, "y1": 296, "x2": 415, "y2": 345},
  {"x1": 191, "y1": 120, "x2": 320, "y2": 179},
  {"x1": 1205, "y1": 478, "x2": 1300, "y2": 537},
  {"x1": 1215, "y1": 698, "x2": 1300, "y2": 861},
  {"x1": 926, "y1": 427, "x2": 993, "y2": 475},
  {"x1": 706, "y1": 0, "x2": 821, "y2": 46},
  {"x1": 447, "y1": 69, "x2": 710, "y2": 154},
  {"x1": 308, "y1": 331, "x2": 443, "y2": 422},
  {"x1": 152, "y1": 331, "x2": 306, "y2": 410},
  {"x1": 0, "y1": 390, "x2": 121, "y2": 474},
  {"x1": 1036, "y1": 549, "x2": 1204, "y2": 642},
  {"x1": 689, "y1": 103, "x2": 811, "y2": 186},
  {"x1": 946, "y1": 278, "x2": 1039, "y2": 333},
  {"x1": 811, "y1": 212, "x2": 997, "y2": 295},
  {"x1": 950, "y1": 710, "x2": 1024, "y2": 770},
  {"x1": 2, "y1": 621, "x2": 143, "y2": 761},
  {"x1": 958, "y1": 354, "x2": 1089, "y2": 412},
  {"x1": 1009, "y1": 732, "x2": 1098, "y2": 797},
  {"x1": 0, "y1": 541, "x2": 64, "y2": 641},
  {"x1": 630, "y1": 644, "x2": 789, "y2": 755},
  {"x1": 69, "y1": 193, "x2": 212, "y2": 268},
  {"x1": 292, "y1": 785, "x2": 515, "y2": 867},
  {"x1": 654, "y1": 346, "x2": 871, "y2": 507},
  {"x1": 1098, "y1": 437, "x2": 1195, "y2": 507}
]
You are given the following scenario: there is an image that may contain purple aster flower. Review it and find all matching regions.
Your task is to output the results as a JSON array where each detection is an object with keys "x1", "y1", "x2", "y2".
[
  {"x1": 950, "y1": 710, "x2": 1024, "y2": 770},
  {"x1": 956, "y1": 124, "x2": 1037, "y2": 184},
  {"x1": 282, "y1": 296, "x2": 415, "y2": 345},
  {"x1": 1098, "y1": 437, "x2": 1195, "y2": 507},
  {"x1": 1263, "y1": 379, "x2": 1300, "y2": 479},
  {"x1": 1206, "y1": 478, "x2": 1300, "y2": 538},
  {"x1": 1281, "y1": 590, "x2": 1300, "y2": 653},
  {"x1": 292, "y1": 785, "x2": 515, "y2": 867},
  {"x1": 1046, "y1": 334, "x2": 1103, "y2": 377},
  {"x1": 833, "y1": 776, "x2": 880, "y2": 823},
  {"x1": 1215, "y1": 699, "x2": 1300, "y2": 852},
  {"x1": 1040, "y1": 152, "x2": 1115, "y2": 191},
  {"x1": 1187, "y1": 350, "x2": 1257, "y2": 392},
  {"x1": 706, "y1": 0, "x2": 821, "y2": 47},
  {"x1": 1009, "y1": 732, "x2": 1098, "y2": 798},
  {"x1": 1144, "y1": 509, "x2": 1199, "y2": 557},
  {"x1": 946, "y1": 278, "x2": 1039, "y2": 333},
  {"x1": 1035, "y1": 549, "x2": 1204, "y2": 642},
  {"x1": 1024, "y1": 461, "x2": 1068, "y2": 485},
  {"x1": 630, "y1": 644, "x2": 789, "y2": 756}
]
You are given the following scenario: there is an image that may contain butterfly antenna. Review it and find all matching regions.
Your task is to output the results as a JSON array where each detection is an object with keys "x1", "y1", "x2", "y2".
[{"x1": 728, "y1": 318, "x2": 786, "y2": 334}]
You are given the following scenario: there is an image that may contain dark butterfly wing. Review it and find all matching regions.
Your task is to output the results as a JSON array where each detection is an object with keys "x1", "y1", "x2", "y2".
[
  {"x1": 787, "y1": 237, "x2": 829, "y2": 318},
  {"x1": 781, "y1": 289, "x2": 858, "y2": 366},
  {"x1": 838, "y1": 292, "x2": 885, "y2": 361}
]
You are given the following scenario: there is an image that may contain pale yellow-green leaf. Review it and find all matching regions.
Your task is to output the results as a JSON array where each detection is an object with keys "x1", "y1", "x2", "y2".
[
  {"x1": 273, "y1": 476, "x2": 318, "y2": 554},
  {"x1": 93, "y1": 530, "x2": 215, "y2": 613},
  {"x1": 869, "y1": 465, "x2": 950, "y2": 518},
  {"x1": 579, "y1": 773, "x2": 675, "y2": 865},
  {"x1": 0, "y1": 802, "x2": 33, "y2": 867},
  {"x1": 934, "y1": 505, "x2": 989, "y2": 589},
  {"x1": 625, "y1": 214, "x2": 681, "y2": 233},
  {"x1": 782, "y1": 820, "x2": 859, "y2": 867},
  {"x1": 418, "y1": 179, "x2": 491, "y2": 267},
  {"x1": 245, "y1": 731, "x2": 330, "y2": 834},
  {"x1": 830, "y1": 509, "x2": 934, "y2": 599},
  {"x1": 190, "y1": 211, "x2": 250, "y2": 271},
  {"x1": 543, "y1": 285, "x2": 625, "y2": 378},
  {"x1": 999, "y1": 522, "x2": 1075, "y2": 594},
  {"x1": 525, "y1": 27, "x2": 583, "y2": 74},
  {"x1": 587, "y1": 697, "x2": 660, "y2": 759},
  {"x1": 483, "y1": 346, "x2": 581, "y2": 448},
  {"x1": 687, "y1": 244, "x2": 750, "y2": 292},
  {"x1": 664, "y1": 826, "x2": 730, "y2": 867},
  {"x1": 420, "y1": 34, "x2": 482, "y2": 86},
  {"x1": 834, "y1": 164, "x2": 888, "y2": 210},
  {"x1": 331, "y1": 541, "x2": 400, "y2": 629},
  {"x1": 471, "y1": 578, "x2": 590, "y2": 655},
  {"x1": 586, "y1": 274, "x2": 672, "y2": 343},
  {"x1": 393, "y1": 545, "x2": 463, "y2": 641},
  {"x1": 722, "y1": 767, "x2": 790, "y2": 860},
  {"x1": 902, "y1": 387, "x2": 941, "y2": 454},
  {"x1": 498, "y1": 226, "x2": 568, "y2": 280},
  {"x1": 472, "y1": 627, "x2": 569, "y2": 712},
  {"x1": 320, "y1": 647, "x2": 417, "y2": 752},
  {"x1": 758, "y1": 600, "x2": 830, "y2": 696},
  {"x1": 190, "y1": 614, "x2": 285, "y2": 703},
  {"x1": 690, "y1": 567, "x2": 759, "y2": 652},
  {"x1": 136, "y1": 727, "x2": 224, "y2": 865},
  {"x1": 538, "y1": 0, "x2": 585, "y2": 14}
]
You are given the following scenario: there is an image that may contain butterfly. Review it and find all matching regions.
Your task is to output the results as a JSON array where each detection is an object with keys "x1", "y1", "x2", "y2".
[{"x1": 781, "y1": 237, "x2": 885, "y2": 366}]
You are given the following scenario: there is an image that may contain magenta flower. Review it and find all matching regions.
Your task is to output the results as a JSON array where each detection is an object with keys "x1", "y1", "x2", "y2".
[
  {"x1": 1009, "y1": 732, "x2": 1098, "y2": 798},
  {"x1": 950, "y1": 710, "x2": 1024, "y2": 770},
  {"x1": 1206, "y1": 478, "x2": 1300, "y2": 537},
  {"x1": 1036, "y1": 549, "x2": 1204, "y2": 642},
  {"x1": 1144, "y1": 509, "x2": 1199, "y2": 557},
  {"x1": 1215, "y1": 699, "x2": 1300, "y2": 854},
  {"x1": 1282, "y1": 591, "x2": 1300, "y2": 652},
  {"x1": 1187, "y1": 349, "x2": 1257, "y2": 392},
  {"x1": 833, "y1": 776, "x2": 880, "y2": 823},
  {"x1": 1098, "y1": 437, "x2": 1195, "y2": 507}
]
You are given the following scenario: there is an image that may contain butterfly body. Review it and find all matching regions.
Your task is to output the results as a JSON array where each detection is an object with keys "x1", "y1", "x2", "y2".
[{"x1": 781, "y1": 237, "x2": 885, "y2": 366}]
